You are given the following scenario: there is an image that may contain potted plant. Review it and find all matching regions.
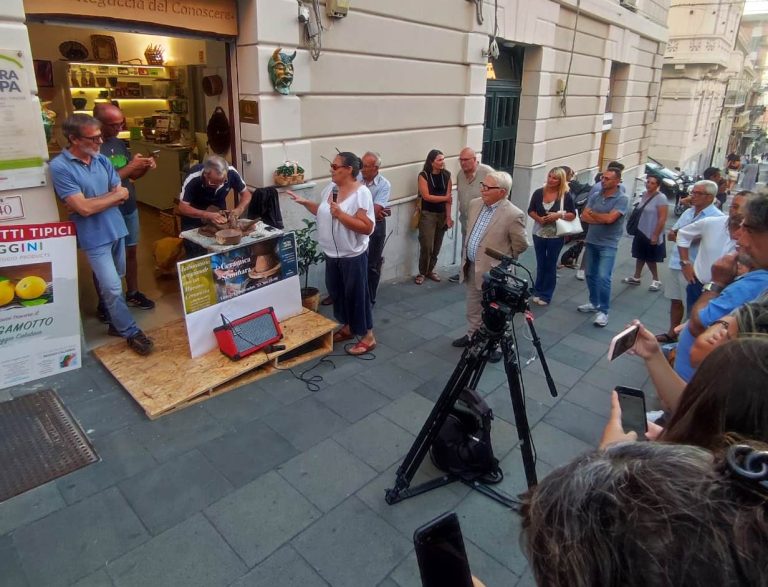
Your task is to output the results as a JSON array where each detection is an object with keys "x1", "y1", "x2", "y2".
[
  {"x1": 294, "y1": 218, "x2": 324, "y2": 311},
  {"x1": 274, "y1": 161, "x2": 305, "y2": 186}
]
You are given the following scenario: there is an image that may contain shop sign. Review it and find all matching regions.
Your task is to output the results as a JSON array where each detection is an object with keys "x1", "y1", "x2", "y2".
[
  {"x1": 0, "y1": 222, "x2": 81, "y2": 389},
  {"x1": 177, "y1": 233, "x2": 301, "y2": 357},
  {"x1": 24, "y1": 0, "x2": 238, "y2": 37},
  {"x1": 0, "y1": 50, "x2": 47, "y2": 192},
  {"x1": 0, "y1": 195, "x2": 25, "y2": 222}
]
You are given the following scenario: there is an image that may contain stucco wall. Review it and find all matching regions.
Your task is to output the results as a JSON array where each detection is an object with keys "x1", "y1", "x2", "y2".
[{"x1": 236, "y1": 0, "x2": 668, "y2": 279}]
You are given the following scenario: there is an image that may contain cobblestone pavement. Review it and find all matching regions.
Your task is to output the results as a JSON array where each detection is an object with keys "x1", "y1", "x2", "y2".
[{"x1": 1, "y1": 230, "x2": 670, "y2": 587}]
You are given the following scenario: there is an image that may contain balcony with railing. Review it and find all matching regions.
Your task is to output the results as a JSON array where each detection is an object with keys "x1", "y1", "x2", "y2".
[{"x1": 664, "y1": 35, "x2": 733, "y2": 68}]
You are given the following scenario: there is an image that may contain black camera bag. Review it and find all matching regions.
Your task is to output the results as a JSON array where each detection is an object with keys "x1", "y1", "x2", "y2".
[{"x1": 430, "y1": 389, "x2": 502, "y2": 484}]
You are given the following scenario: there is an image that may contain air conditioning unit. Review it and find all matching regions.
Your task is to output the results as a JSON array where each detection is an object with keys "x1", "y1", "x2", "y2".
[{"x1": 620, "y1": 0, "x2": 638, "y2": 11}]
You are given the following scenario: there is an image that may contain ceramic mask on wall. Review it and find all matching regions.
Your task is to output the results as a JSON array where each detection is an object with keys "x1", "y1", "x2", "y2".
[{"x1": 268, "y1": 47, "x2": 296, "y2": 95}]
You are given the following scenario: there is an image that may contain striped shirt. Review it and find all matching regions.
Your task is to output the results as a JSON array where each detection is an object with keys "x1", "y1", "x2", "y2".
[{"x1": 467, "y1": 202, "x2": 500, "y2": 262}]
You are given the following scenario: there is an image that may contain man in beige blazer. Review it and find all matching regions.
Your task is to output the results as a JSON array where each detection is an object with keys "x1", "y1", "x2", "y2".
[{"x1": 452, "y1": 170, "x2": 528, "y2": 362}]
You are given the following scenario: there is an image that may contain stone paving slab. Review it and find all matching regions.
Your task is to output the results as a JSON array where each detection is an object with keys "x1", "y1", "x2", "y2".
[{"x1": 1, "y1": 228, "x2": 679, "y2": 586}]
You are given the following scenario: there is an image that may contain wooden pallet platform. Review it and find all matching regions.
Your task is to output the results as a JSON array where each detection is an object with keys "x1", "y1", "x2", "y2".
[{"x1": 92, "y1": 308, "x2": 336, "y2": 419}]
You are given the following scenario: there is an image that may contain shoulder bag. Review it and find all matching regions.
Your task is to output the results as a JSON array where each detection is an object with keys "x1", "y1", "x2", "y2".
[
  {"x1": 555, "y1": 194, "x2": 583, "y2": 237},
  {"x1": 410, "y1": 196, "x2": 422, "y2": 231},
  {"x1": 626, "y1": 192, "x2": 657, "y2": 236}
]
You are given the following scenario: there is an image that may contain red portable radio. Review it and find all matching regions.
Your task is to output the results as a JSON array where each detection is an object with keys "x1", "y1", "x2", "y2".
[{"x1": 213, "y1": 307, "x2": 283, "y2": 360}]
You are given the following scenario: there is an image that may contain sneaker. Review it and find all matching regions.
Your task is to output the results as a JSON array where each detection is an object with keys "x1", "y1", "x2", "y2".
[
  {"x1": 452, "y1": 335, "x2": 470, "y2": 348},
  {"x1": 127, "y1": 330, "x2": 154, "y2": 356},
  {"x1": 622, "y1": 276, "x2": 641, "y2": 285},
  {"x1": 531, "y1": 296, "x2": 548, "y2": 306},
  {"x1": 594, "y1": 312, "x2": 609, "y2": 327},
  {"x1": 126, "y1": 291, "x2": 156, "y2": 310},
  {"x1": 577, "y1": 302, "x2": 597, "y2": 313},
  {"x1": 648, "y1": 280, "x2": 662, "y2": 292},
  {"x1": 575, "y1": 269, "x2": 585, "y2": 281},
  {"x1": 448, "y1": 273, "x2": 460, "y2": 283},
  {"x1": 96, "y1": 303, "x2": 111, "y2": 323}
]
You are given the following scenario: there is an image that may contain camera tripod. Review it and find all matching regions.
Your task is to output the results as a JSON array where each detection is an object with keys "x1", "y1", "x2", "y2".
[{"x1": 385, "y1": 308, "x2": 558, "y2": 508}]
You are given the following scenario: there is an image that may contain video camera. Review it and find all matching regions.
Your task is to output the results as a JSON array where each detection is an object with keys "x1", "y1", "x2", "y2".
[{"x1": 481, "y1": 248, "x2": 530, "y2": 333}]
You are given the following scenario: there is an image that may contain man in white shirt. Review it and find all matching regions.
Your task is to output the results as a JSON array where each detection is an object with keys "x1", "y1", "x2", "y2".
[
  {"x1": 360, "y1": 151, "x2": 391, "y2": 304},
  {"x1": 678, "y1": 190, "x2": 753, "y2": 310}
]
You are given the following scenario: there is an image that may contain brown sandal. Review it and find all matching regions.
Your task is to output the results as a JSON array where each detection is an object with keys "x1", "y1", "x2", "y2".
[
  {"x1": 333, "y1": 330, "x2": 354, "y2": 343},
  {"x1": 427, "y1": 272, "x2": 441, "y2": 282},
  {"x1": 414, "y1": 275, "x2": 425, "y2": 285}
]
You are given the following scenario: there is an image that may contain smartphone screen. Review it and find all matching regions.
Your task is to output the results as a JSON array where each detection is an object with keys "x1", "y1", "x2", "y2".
[
  {"x1": 414, "y1": 512, "x2": 473, "y2": 587},
  {"x1": 150, "y1": 150, "x2": 161, "y2": 158},
  {"x1": 607, "y1": 325, "x2": 639, "y2": 361},
  {"x1": 616, "y1": 386, "x2": 648, "y2": 438}
]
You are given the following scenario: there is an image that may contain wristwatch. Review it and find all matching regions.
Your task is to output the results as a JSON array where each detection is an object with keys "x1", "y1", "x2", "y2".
[
  {"x1": 702, "y1": 282, "x2": 725, "y2": 294},
  {"x1": 680, "y1": 260, "x2": 692, "y2": 267}
]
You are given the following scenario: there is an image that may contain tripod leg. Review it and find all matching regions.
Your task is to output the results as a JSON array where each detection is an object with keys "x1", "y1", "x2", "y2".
[
  {"x1": 500, "y1": 335, "x2": 538, "y2": 488},
  {"x1": 386, "y1": 337, "x2": 495, "y2": 504}
]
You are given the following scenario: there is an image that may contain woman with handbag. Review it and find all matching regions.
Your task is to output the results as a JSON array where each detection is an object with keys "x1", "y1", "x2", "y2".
[
  {"x1": 527, "y1": 167, "x2": 577, "y2": 305},
  {"x1": 414, "y1": 149, "x2": 453, "y2": 284},
  {"x1": 622, "y1": 175, "x2": 668, "y2": 291}
]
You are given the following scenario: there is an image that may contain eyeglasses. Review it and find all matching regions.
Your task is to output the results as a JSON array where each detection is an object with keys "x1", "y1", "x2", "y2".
[
  {"x1": 690, "y1": 190, "x2": 709, "y2": 196},
  {"x1": 459, "y1": 157, "x2": 475, "y2": 162},
  {"x1": 330, "y1": 164, "x2": 350, "y2": 171},
  {"x1": 480, "y1": 182, "x2": 499, "y2": 191},
  {"x1": 79, "y1": 133, "x2": 103, "y2": 143}
]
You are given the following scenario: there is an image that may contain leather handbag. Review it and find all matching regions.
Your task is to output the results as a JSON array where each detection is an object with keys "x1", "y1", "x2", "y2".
[
  {"x1": 555, "y1": 194, "x2": 582, "y2": 236},
  {"x1": 410, "y1": 197, "x2": 422, "y2": 230}
]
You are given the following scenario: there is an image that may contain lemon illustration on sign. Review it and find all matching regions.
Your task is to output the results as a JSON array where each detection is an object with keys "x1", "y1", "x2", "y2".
[
  {"x1": 15, "y1": 276, "x2": 47, "y2": 300},
  {"x1": 0, "y1": 279, "x2": 14, "y2": 306}
]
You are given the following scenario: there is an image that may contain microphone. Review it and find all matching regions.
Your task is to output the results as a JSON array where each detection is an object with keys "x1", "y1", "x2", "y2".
[
  {"x1": 332, "y1": 186, "x2": 338, "y2": 203},
  {"x1": 485, "y1": 247, "x2": 523, "y2": 268}
]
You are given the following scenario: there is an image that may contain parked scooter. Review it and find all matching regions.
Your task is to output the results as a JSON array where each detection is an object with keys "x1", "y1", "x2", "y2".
[{"x1": 673, "y1": 168, "x2": 697, "y2": 216}]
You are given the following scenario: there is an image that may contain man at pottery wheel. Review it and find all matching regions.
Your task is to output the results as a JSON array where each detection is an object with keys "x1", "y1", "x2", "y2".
[{"x1": 178, "y1": 155, "x2": 253, "y2": 257}]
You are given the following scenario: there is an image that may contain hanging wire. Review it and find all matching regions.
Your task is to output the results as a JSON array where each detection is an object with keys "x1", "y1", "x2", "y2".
[
  {"x1": 488, "y1": 0, "x2": 500, "y2": 60},
  {"x1": 305, "y1": 0, "x2": 323, "y2": 61},
  {"x1": 560, "y1": 0, "x2": 582, "y2": 116},
  {"x1": 472, "y1": 0, "x2": 484, "y2": 25}
]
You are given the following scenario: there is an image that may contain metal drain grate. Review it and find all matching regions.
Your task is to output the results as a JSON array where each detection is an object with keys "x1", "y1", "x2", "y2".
[{"x1": 0, "y1": 389, "x2": 98, "y2": 502}]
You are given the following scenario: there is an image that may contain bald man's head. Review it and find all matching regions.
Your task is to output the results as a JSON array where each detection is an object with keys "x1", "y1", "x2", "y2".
[
  {"x1": 93, "y1": 103, "x2": 124, "y2": 139},
  {"x1": 459, "y1": 147, "x2": 478, "y2": 174}
]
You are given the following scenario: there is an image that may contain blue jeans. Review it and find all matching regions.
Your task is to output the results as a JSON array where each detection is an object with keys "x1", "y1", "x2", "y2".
[
  {"x1": 533, "y1": 235, "x2": 564, "y2": 303},
  {"x1": 584, "y1": 243, "x2": 618, "y2": 313},
  {"x1": 84, "y1": 239, "x2": 139, "y2": 338}
]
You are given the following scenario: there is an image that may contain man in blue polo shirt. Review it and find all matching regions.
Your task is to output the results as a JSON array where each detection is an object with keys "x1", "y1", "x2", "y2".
[
  {"x1": 50, "y1": 114, "x2": 154, "y2": 356},
  {"x1": 578, "y1": 167, "x2": 629, "y2": 327}
]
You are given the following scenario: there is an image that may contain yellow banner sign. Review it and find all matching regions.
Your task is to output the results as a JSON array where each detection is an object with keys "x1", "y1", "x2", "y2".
[{"x1": 24, "y1": 0, "x2": 238, "y2": 37}]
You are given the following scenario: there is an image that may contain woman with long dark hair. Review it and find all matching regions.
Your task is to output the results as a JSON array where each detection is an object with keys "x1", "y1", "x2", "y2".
[
  {"x1": 527, "y1": 167, "x2": 576, "y2": 305},
  {"x1": 288, "y1": 151, "x2": 377, "y2": 355},
  {"x1": 415, "y1": 149, "x2": 453, "y2": 285}
]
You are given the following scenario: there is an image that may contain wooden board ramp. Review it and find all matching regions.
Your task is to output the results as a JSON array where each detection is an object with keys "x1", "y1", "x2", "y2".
[{"x1": 92, "y1": 308, "x2": 336, "y2": 419}]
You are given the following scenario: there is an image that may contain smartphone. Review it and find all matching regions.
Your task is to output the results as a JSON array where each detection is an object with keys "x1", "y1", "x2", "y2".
[
  {"x1": 607, "y1": 324, "x2": 639, "y2": 361},
  {"x1": 150, "y1": 150, "x2": 160, "y2": 158},
  {"x1": 616, "y1": 386, "x2": 648, "y2": 438},
  {"x1": 413, "y1": 512, "x2": 473, "y2": 587}
]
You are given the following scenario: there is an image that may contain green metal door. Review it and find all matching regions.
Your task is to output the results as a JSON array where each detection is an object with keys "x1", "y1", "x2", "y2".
[{"x1": 482, "y1": 81, "x2": 521, "y2": 175}]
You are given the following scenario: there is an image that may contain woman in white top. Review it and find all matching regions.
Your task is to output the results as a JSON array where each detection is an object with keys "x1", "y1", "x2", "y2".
[{"x1": 288, "y1": 152, "x2": 377, "y2": 355}]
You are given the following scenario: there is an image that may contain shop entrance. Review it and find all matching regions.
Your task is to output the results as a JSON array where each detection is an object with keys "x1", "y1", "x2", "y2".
[
  {"x1": 28, "y1": 21, "x2": 234, "y2": 347},
  {"x1": 482, "y1": 45, "x2": 524, "y2": 175}
]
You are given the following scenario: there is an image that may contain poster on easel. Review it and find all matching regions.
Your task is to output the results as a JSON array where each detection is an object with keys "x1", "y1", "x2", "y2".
[
  {"x1": 177, "y1": 232, "x2": 302, "y2": 358},
  {"x1": 0, "y1": 222, "x2": 81, "y2": 389}
]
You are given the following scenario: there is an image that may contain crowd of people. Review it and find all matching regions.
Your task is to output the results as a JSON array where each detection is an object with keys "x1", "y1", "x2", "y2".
[{"x1": 49, "y1": 114, "x2": 768, "y2": 582}]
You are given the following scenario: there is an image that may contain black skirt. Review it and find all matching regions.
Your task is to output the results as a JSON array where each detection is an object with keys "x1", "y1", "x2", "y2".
[{"x1": 631, "y1": 231, "x2": 666, "y2": 263}]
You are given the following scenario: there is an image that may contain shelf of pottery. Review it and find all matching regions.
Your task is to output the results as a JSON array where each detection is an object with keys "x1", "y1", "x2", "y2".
[{"x1": 52, "y1": 61, "x2": 189, "y2": 144}]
